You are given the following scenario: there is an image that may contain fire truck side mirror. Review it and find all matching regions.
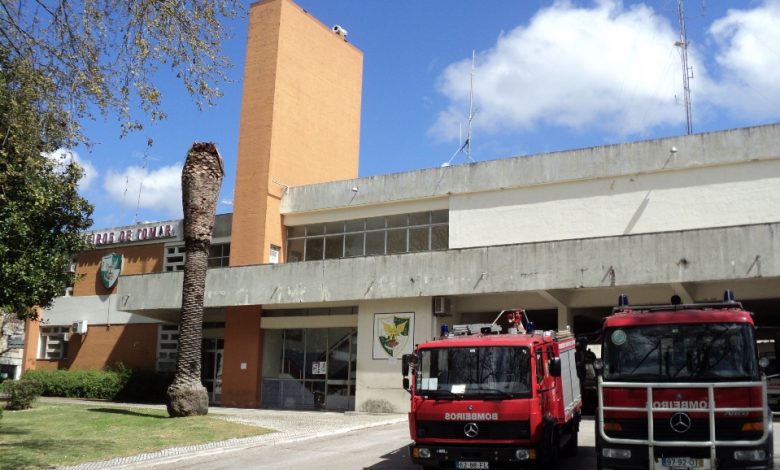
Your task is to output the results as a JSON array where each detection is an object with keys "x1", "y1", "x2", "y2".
[
  {"x1": 549, "y1": 357, "x2": 562, "y2": 377},
  {"x1": 402, "y1": 354, "x2": 410, "y2": 376},
  {"x1": 403, "y1": 377, "x2": 411, "y2": 392}
]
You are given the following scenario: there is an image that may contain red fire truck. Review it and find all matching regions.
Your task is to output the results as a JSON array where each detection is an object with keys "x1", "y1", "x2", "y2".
[
  {"x1": 402, "y1": 309, "x2": 582, "y2": 469},
  {"x1": 595, "y1": 291, "x2": 774, "y2": 469}
]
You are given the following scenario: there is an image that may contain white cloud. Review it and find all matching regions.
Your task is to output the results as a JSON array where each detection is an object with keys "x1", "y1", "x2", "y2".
[
  {"x1": 42, "y1": 148, "x2": 99, "y2": 190},
  {"x1": 707, "y1": 1, "x2": 780, "y2": 119},
  {"x1": 103, "y1": 163, "x2": 183, "y2": 217},
  {"x1": 430, "y1": 0, "x2": 709, "y2": 141}
]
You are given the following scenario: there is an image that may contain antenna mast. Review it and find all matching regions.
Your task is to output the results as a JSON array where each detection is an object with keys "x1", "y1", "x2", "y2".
[
  {"x1": 675, "y1": 0, "x2": 693, "y2": 135},
  {"x1": 443, "y1": 51, "x2": 477, "y2": 166},
  {"x1": 466, "y1": 49, "x2": 475, "y2": 162}
]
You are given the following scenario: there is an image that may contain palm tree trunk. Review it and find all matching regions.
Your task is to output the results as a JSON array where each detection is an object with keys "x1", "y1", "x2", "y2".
[{"x1": 166, "y1": 142, "x2": 224, "y2": 417}]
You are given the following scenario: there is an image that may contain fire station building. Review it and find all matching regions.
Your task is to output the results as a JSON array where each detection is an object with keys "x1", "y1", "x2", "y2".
[{"x1": 17, "y1": 0, "x2": 780, "y2": 413}]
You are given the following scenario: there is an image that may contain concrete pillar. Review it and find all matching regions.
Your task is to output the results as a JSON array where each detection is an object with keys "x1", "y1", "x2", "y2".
[
  {"x1": 221, "y1": 305, "x2": 263, "y2": 408},
  {"x1": 557, "y1": 305, "x2": 573, "y2": 331}
]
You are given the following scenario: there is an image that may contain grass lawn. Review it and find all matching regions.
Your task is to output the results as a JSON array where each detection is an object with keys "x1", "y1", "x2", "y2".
[{"x1": 0, "y1": 403, "x2": 272, "y2": 469}]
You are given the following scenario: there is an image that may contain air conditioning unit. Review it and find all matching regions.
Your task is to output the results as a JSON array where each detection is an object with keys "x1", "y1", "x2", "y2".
[
  {"x1": 72, "y1": 320, "x2": 88, "y2": 335},
  {"x1": 433, "y1": 296, "x2": 452, "y2": 317}
]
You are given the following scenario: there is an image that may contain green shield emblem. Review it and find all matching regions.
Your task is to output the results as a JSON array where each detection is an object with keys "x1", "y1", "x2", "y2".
[{"x1": 100, "y1": 253, "x2": 123, "y2": 289}]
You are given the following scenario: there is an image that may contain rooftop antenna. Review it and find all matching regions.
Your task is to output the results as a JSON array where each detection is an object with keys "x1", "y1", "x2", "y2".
[
  {"x1": 133, "y1": 152, "x2": 157, "y2": 224},
  {"x1": 675, "y1": 0, "x2": 693, "y2": 135},
  {"x1": 443, "y1": 50, "x2": 477, "y2": 167}
]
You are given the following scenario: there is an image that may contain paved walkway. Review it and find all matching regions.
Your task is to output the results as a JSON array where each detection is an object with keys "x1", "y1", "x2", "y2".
[{"x1": 40, "y1": 398, "x2": 406, "y2": 469}]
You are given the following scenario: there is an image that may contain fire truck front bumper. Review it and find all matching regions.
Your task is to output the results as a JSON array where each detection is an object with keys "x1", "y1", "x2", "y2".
[
  {"x1": 409, "y1": 443, "x2": 538, "y2": 469},
  {"x1": 596, "y1": 441, "x2": 773, "y2": 470}
]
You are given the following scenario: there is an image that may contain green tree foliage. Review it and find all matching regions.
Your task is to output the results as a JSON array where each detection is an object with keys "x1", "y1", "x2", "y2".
[
  {"x1": 0, "y1": 50, "x2": 93, "y2": 318},
  {"x1": 0, "y1": 0, "x2": 243, "y2": 140}
]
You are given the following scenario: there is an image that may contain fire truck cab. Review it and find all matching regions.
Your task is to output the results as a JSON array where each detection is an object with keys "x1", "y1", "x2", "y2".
[
  {"x1": 403, "y1": 310, "x2": 582, "y2": 469},
  {"x1": 595, "y1": 292, "x2": 773, "y2": 469}
]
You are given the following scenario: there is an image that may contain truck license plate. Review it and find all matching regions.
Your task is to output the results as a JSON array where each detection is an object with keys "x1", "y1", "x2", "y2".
[
  {"x1": 456, "y1": 462, "x2": 489, "y2": 469},
  {"x1": 656, "y1": 457, "x2": 708, "y2": 469}
]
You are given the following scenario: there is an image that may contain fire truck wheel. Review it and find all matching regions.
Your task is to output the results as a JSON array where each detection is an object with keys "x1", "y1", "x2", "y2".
[
  {"x1": 561, "y1": 424, "x2": 578, "y2": 457},
  {"x1": 542, "y1": 420, "x2": 559, "y2": 468}
]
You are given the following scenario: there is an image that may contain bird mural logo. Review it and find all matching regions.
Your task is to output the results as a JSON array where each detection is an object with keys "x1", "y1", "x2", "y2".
[{"x1": 377, "y1": 315, "x2": 411, "y2": 358}]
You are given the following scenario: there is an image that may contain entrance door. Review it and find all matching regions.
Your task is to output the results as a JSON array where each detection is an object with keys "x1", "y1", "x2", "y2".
[
  {"x1": 202, "y1": 338, "x2": 224, "y2": 404},
  {"x1": 326, "y1": 330, "x2": 357, "y2": 411}
]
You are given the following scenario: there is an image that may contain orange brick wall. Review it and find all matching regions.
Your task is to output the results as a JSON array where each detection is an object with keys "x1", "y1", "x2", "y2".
[
  {"x1": 73, "y1": 244, "x2": 165, "y2": 296},
  {"x1": 230, "y1": 0, "x2": 363, "y2": 267},
  {"x1": 24, "y1": 322, "x2": 159, "y2": 372},
  {"x1": 221, "y1": 306, "x2": 263, "y2": 407}
]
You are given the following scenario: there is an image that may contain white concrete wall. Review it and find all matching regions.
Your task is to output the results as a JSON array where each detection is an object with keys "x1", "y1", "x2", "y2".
[
  {"x1": 450, "y1": 160, "x2": 780, "y2": 248},
  {"x1": 42, "y1": 294, "x2": 166, "y2": 327},
  {"x1": 355, "y1": 297, "x2": 433, "y2": 413}
]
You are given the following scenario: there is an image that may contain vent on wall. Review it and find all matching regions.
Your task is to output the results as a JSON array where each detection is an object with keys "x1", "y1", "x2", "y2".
[{"x1": 433, "y1": 296, "x2": 452, "y2": 317}]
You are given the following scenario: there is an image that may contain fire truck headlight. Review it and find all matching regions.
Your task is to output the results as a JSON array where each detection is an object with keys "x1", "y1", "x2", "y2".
[
  {"x1": 733, "y1": 449, "x2": 766, "y2": 461},
  {"x1": 602, "y1": 448, "x2": 632, "y2": 459},
  {"x1": 515, "y1": 449, "x2": 533, "y2": 460},
  {"x1": 416, "y1": 448, "x2": 431, "y2": 459}
]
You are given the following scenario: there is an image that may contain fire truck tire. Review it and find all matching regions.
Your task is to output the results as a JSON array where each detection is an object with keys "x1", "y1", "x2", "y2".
[
  {"x1": 541, "y1": 420, "x2": 559, "y2": 468},
  {"x1": 561, "y1": 424, "x2": 578, "y2": 457}
]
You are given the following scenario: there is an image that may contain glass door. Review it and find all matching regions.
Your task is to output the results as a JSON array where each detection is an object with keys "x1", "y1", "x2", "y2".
[
  {"x1": 202, "y1": 338, "x2": 224, "y2": 404},
  {"x1": 326, "y1": 329, "x2": 357, "y2": 411}
]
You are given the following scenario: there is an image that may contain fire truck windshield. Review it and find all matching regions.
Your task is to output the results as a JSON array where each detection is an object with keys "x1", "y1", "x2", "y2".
[
  {"x1": 603, "y1": 323, "x2": 760, "y2": 382},
  {"x1": 415, "y1": 346, "x2": 531, "y2": 398}
]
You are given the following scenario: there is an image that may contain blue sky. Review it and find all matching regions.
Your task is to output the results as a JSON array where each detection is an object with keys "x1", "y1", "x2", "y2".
[{"x1": 63, "y1": 0, "x2": 780, "y2": 230}]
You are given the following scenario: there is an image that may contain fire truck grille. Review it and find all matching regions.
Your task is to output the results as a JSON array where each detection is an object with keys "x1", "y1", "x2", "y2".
[
  {"x1": 604, "y1": 418, "x2": 762, "y2": 442},
  {"x1": 416, "y1": 420, "x2": 531, "y2": 439}
]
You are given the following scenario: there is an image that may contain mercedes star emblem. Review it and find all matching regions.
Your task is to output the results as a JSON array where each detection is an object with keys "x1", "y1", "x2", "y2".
[
  {"x1": 669, "y1": 412, "x2": 692, "y2": 433},
  {"x1": 464, "y1": 422, "x2": 480, "y2": 438}
]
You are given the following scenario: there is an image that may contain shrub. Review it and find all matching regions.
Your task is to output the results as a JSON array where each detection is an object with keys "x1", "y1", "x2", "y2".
[
  {"x1": 22, "y1": 368, "x2": 131, "y2": 400},
  {"x1": 5, "y1": 379, "x2": 43, "y2": 410}
]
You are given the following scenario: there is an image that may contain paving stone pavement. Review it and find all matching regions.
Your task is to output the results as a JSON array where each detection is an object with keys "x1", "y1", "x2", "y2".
[{"x1": 39, "y1": 398, "x2": 406, "y2": 469}]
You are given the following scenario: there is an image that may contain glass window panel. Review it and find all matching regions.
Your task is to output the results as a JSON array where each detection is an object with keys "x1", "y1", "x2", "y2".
[
  {"x1": 365, "y1": 231, "x2": 385, "y2": 255},
  {"x1": 345, "y1": 219, "x2": 364, "y2": 232},
  {"x1": 387, "y1": 229, "x2": 407, "y2": 253},
  {"x1": 431, "y1": 210, "x2": 449, "y2": 224},
  {"x1": 366, "y1": 216, "x2": 385, "y2": 230},
  {"x1": 305, "y1": 329, "x2": 328, "y2": 380},
  {"x1": 387, "y1": 214, "x2": 407, "y2": 228},
  {"x1": 325, "y1": 222, "x2": 344, "y2": 234},
  {"x1": 287, "y1": 239, "x2": 304, "y2": 262},
  {"x1": 324, "y1": 235, "x2": 344, "y2": 259},
  {"x1": 307, "y1": 224, "x2": 325, "y2": 236},
  {"x1": 344, "y1": 233, "x2": 364, "y2": 257},
  {"x1": 409, "y1": 212, "x2": 429, "y2": 226},
  {"x1": 209, "y1": 245, "x2": 221, "y2": 257},
  {"x1": 288, "y1": 226, "x2": 306, "y2": 238},
  {"x1": 431, "y1": 226, "x2": 449, "y2": 250},
  {"x1": 408, "y1": 227, "x2": 429, "y2": 252},
  {"x1": 305, "y1": 238, "x2": 324, "y2": 261},
  {"x1": 222, "y1": 244, "x2": 230, "y2": 256}
]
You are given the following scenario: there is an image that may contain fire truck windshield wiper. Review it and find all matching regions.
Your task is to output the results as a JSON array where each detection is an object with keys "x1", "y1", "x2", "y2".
[
  {"x1": 473, "y1": 388, "x2": 515, "y2": 399},
  {"x1": 426, "y1": 389, "x2": 464, "y2": 399}
]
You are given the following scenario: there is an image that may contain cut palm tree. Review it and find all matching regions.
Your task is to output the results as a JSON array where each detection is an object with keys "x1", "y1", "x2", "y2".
[{"x1": 166, "y1": 142, "x2": 224, "y2": 417}]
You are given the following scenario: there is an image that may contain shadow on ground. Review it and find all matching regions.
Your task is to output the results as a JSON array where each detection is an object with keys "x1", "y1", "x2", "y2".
[{"x1": 87, "y1": 407, "x2": 168, "y2": 418}]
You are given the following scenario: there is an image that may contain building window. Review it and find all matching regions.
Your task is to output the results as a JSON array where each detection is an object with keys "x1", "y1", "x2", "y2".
[
  {"x1": 38, "y1": 326, "x2": 69, "y2": 359},
  {"x1": 286, "y1": 210, "x2": 449, "y2": 262},
  {"x1": 164, "y1": 243, "x2": 231, "y2": 271},
  {"x1": 208, "y1": 243, "x2": 230, "y2": 268},
  {"x1": 164, "y1": 245, "x2": 185, "y2": 272},
  {"x1": 157, "y1": 324, "x2": 179, "y2": 372}
]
